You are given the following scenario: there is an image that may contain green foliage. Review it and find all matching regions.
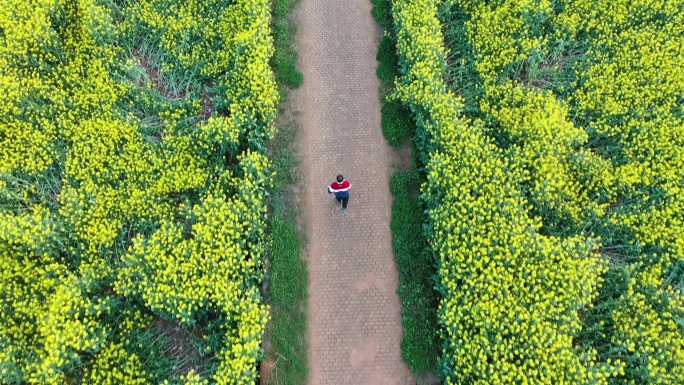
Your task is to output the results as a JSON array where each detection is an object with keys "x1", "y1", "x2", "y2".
[
  {"x1": 371, "y1": 0, "x2": 393, "y2": 30},
  {"x1": 268, "y1": 307, "x2": 307, "y2": 385},
  {"x1": 374, "y1": 6, "x2": 415, "y2": 149},
  {"x1": 376, "y1": 34, "x2": 401, "y2": 89},
  {"x1": 263, "y1": 0, "x2": 307, "y2": 379},
  {"x1": 439, "y1": 1, "x2": 485, "y2": 119},
  {"x1": 271, "y1": 0, "x2": 304, "y2": 90},
  {"x1": 265, "y1": 153, "x2": 308, "y2": 385},
  {"x1": 269, "y1": 219, "x2": 307, "y2": 309},
  {"x1": 270, "y1": 124, "x2": 300, "y2": 195},
  {"x1": 390, "y1": 171, "x2": 438, "y2": 373},
  {"x1": 381, "y1": 101, "x2": 415, "y2": 148}
]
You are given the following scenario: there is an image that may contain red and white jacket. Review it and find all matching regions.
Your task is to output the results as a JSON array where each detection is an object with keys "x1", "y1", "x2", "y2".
[{"x1": 329, "y1": 180, "x2": 351, "y2": 198}]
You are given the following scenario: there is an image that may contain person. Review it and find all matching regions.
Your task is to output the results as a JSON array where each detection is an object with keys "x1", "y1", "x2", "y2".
[{"x1": 328, "y1": 174, "x2": 351, "y2": 215}]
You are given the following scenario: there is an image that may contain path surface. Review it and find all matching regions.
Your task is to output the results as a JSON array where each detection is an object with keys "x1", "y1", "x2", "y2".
[{"x1": 296, "y1": 0, "x2": 413, "y2": 384}]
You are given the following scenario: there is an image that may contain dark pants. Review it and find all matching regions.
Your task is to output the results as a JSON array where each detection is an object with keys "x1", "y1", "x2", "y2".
[{"x1": 336, "y1": 196, "x2": 349, "y2": 209}]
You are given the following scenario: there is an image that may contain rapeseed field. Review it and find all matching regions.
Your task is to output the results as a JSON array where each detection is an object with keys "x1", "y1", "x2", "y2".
[
  {"x1": 1, "y1": 0, "x2": 276, "y2": 383},
  {"x1": 392, "y1": 0, "x2": 683, "y2": 383}
]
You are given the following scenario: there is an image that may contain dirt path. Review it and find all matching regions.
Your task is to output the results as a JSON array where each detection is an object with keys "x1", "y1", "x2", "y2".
[{"x1": 294, "y1": 0, "x2": 413, "y2": 384}]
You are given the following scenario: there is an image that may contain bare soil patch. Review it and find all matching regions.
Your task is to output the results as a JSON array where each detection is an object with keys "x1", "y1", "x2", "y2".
[{"x1": 151, "y1": 316, "x2": 209, "y2": 378}]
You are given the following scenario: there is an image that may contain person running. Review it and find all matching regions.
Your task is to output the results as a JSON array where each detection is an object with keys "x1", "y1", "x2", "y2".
[{"x1": 328, "y1": 174, "x2": 351, "y2": 215}]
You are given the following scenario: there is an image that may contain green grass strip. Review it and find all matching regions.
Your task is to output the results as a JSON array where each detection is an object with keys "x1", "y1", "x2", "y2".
[
  {"x1": 266, "y1": 0, "x2": 307, "y2": 380},
  {"x1": 271, "y1": 0, "x2": 304, "y2": 91},
  {"x1": 372, "y1": 0, "x2": 416, "y2": 148},
  {"x1": 266, "y1": 122, "x2": 307, "y2": 384},
  {"x1": 267, "y1": 217, "x2": 308, "y2": 385},
  {"x1": 390, "y1": 171, "x2": 439, "y2": 373}
]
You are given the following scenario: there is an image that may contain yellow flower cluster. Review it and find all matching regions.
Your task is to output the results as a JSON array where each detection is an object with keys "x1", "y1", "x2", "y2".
[
  {"x1": 608, "y1": 265, "x2": 684, "y2": 383},
  {"x1": 1, "y1": 206, "x2": 114, "y2": 384},
  {"x1": 116, "y1": 151, "x2": 272, "y2": 325},
  {"x1": 212, "y1": 288, "x2": 269, "y2": 385},
  {"x1": 1, "y1": 206, "x2": 67, "y2": 383},
  {"x1": 452, "y1": 0, "x2": 619, "y2": 231},
  {"x1": 36, "y1": 277, "x2": 109, "y2": 384},
  {"x1": 454, "y1": 0, "x2": 551, "y2": 85},
  {"x1": 57, "y1": 117, "x2": 210, "y2": 254},
  {"x1": 393, "y1": 0, "x2": 683, "y2": 383},
  {"x1": 123, "y1": 0, "x2": 278, "y2": 149},
  {"x1": 85, "y1": 342, "x2": 147, "y2": 385},
  {"x1": 1, "y1": 0, "x2": 278, "y2": 382},
  {"x1": 221, "y1": 0, "x2": 279, "y2": 149},
  {"x1": 560, "y1": 0, "x2": 684, "y2": 261},
  {"x1": 482, "y1": 83, "x2": 616, "y2": 225},
  {"x1": 557, "y1": 0, "x2": 684, "y2": 379},
  {"x1": 394, "y1": 1, "x2": 611, "y2": 383},
  {"x1": 0, "y1": 0, "x2": 62, "y2": 190}
]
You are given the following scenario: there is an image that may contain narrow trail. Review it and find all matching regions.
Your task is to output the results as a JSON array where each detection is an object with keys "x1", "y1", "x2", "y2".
[{"x1": 295, "y1": 0, "x2": 413, "y2": 384}]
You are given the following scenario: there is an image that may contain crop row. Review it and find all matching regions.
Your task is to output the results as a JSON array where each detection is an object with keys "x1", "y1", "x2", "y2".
[
  {"x1": 392, "y1": 0, "x2": 683, "y2": 383},
  {"x1": 0, "y1": 0, "x2": 277, "y2": 383}
]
